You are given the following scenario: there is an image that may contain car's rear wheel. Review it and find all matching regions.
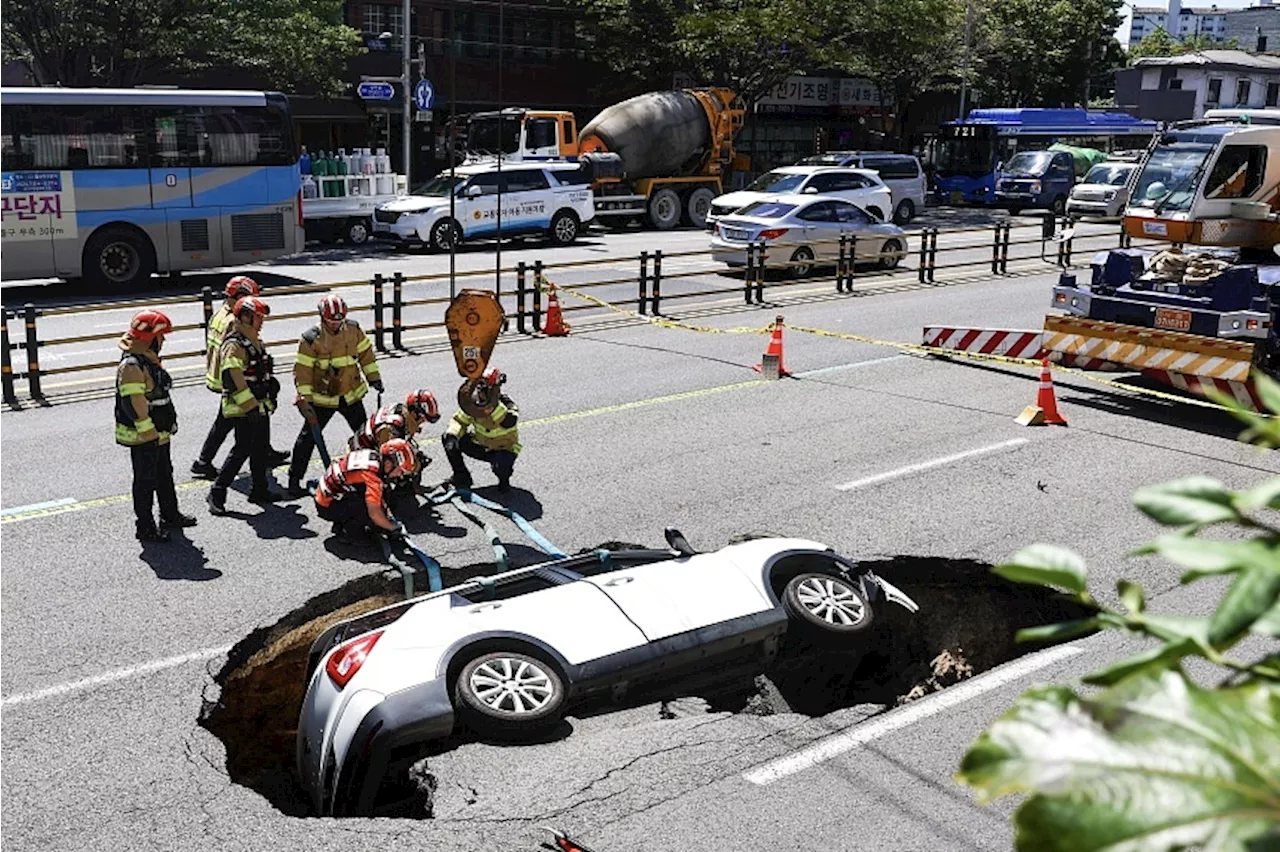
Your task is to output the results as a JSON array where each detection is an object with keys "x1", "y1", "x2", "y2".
[
  {"x1": 456, "y1": 651, "x2": 565, "y2": 735},
  {"x1": 549, "y1": 209, "x2": 579, "y2": 246},
  {"x1": 879, "y1": 238, "x2": 903, "y2": 270},
  {"x1": 782, "y1": 572, "x2": 874, "y2": 643},
  {"x1": 893, "y1": 199, "x2": 915, "y2": 225}
]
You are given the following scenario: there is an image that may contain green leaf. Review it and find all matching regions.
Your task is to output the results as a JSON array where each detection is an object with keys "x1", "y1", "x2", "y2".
[
  {"x1": 994, "y1": 545, "x2": 1088, "y2": 594},
  {"x1": 1209, "y1": 566, "x2": 1280, "y2": 649},
  {"x1": 957, "y1": 670, "x2": 1280, "y2": 852},
  {"x1": 1082, "y1": 638, "x2": 1198, "y2": 686},
  {"x1": 1136, "y1": 535, "x2": 1280, "y2": 582},
  {"x1": 1139, "y1": 613, "x2": 1212, "y2": 647},
  {"x1": 1016, "y1": 618, "x2": 1100, "y2": 644},
  {"x1": 1118, "y1": 579, "x2": 1145, "y2": 614},
  {"x1": 1252, "y1": 600, "x2": 1280, "y2": 638},
  {"x1": 1132, "y1": 477, "x2": 1239, "y2": 527},
  {"x1": 1234, "y1": 478, "x2": 1280, "y2": 512}
]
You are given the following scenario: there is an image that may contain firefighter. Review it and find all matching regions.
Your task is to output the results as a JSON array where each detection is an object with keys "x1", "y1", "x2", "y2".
[
  {"x1": 207, "y1": 296, "x2": 284, "y2": 514},
  {"x1": 287, "y1": 294, "x2": 383, "y2": 497},
  {"x1": 314, "y1": 438, "x2": 419, "y2": 542},
  {"x1": 350, "y1": 390, "x2": 440, "y2": 499},
  {"x1": 442, "y1": 367, "x2": 520, "y2": 491},
  {"x1": 192, "y1": 276, "x2": 288, "y2": 479},
  {"x1": 115, "y1": 309, "x2": 197, "y2": 542}
]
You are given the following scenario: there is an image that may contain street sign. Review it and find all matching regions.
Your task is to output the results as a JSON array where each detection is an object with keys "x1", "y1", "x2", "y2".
[
  {"x1": 358, "y1": 81, "x2": 395, "y2": 101},
  {"x1": 414, "y1": 79, "x2": 435, "y2": 111}
]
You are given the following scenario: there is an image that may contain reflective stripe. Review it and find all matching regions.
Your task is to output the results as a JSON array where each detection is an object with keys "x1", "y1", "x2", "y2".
[
  {"x1": 116, "y1": 424, "x2": 168, "y2": 445},
  {"x1": 118, "y1": 382, "x2": 147, "y2": 396},
  {"x1": 325, "y1": 355, "x2": 358, "y2": 368},
  {"x1": 344, "y1": 382, "x2": 368, "y2": 404},
  {"x1": 312, "y1": 392, "x2": 340, "y2": 407},
  {"x1": 232, "y1": 387, "x2": 255, "y2": 404},
  {"x1": 356, "y1": 337, "x2": 372, "y2": 354},
  {"x1": 296, "y1": 384, "x2": 314, "y2": 396},
  {"x1": 490, "y1": 402, "x2": 509, "y2": 423},
  {"x1": 223, "y1": 356, "x2": 245, "y2": 370},
  {"x1": 363, "y1": 362, "x2": 381, "y2": 376},
  {"x1": 295, "y1": 352, "x2": 317, "y2": 367},
  {"x1": 134, "y1": 417, "x2": 156, "y2": 433},
  {"x1": 150, "y1": 397, "x2": 171, "y2": 405}
]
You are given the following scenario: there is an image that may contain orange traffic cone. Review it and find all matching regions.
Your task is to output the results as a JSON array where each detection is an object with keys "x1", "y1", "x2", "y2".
[
  {"x1": 1016, "y1": 358, "x2": 1068, "y2": 426},
  {"x1": 543, "y1": 279, "x2": 570, "y2": 337},
  {"x1": 754, "y1": 315, "x2": 790, "y2": 378}
]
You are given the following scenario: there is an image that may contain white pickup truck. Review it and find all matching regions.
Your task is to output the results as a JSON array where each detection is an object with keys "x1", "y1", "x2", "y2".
[{"x1": 302, "y1": 173, "x2": 408, "y2": 247}]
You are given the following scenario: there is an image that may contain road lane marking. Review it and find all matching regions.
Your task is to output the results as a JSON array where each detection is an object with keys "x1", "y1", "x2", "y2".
[
  {"x1": 834, "y1": 438, "x2": 1030, "y2": 492},
  {"x1": 1, "y1": 497, "x2": 79, "y2": 518},
  {"x1": 1, "y1": 645, "x2": 233, "y2": 707},
  {"x1": 796, "y1": 354, "x2": 910, "y2": 377},
  {"x1": 741, "y1": 644, "x2": 1084, "y2": 785}
]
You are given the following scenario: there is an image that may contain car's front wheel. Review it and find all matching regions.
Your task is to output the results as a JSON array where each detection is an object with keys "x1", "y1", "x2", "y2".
[
  {"x1": 782, "y1": 572, "x2": 874, "y2": 643},
  {"x1": 429, "y1": 218, "x2": 460, "y2": 252},
  {"x1": 456, "y1": 651, "x2": 566, "y2": 735}
]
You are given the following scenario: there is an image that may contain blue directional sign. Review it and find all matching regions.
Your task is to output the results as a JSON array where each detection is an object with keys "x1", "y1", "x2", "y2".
[
  {"x1": 414, "y1": 79, "x2": 435, "y2": 111},
  {"x1": 357, "y1": 81, "x2": 395, "y2": 101}
]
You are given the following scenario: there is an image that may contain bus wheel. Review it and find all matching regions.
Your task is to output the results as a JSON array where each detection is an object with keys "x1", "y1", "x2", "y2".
[{"x1": 84, "y1": 226, "x2": 155, "y2": 290}]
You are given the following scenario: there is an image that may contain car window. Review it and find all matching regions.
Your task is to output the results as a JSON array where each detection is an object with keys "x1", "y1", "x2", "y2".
[
  {"x1": 525, "y1": 118, "x2": 557, "y2": 150},
  {"x1": 746, "y1": 171, "x2": 807, "y2": 193},
  {"x1": 866, "y1": 157, "x2": 920, "y2": 180},
  {"x1": 797, "y1": 201, "x2": 839, "y2": 222},
  {"x1": 465, "y1": 172, "x2": 503, "y2": 195},
  {"x1": 506, "y1": 169, "x2": 550, "y2": 193},
  {"x1": 1082, "y1": 164, "x2": 1134, "y2": 185},
  {"x1": 1205, "y1": 145, "x2": 1268, "y2": 199},
  {"x1": 551, "y1": 167, "x2": 591, "y2": 186},
  {"x1": 834, "y1": 202, "x2": 871, "y2": 225},
  {"x1": 809, "y1": 173, "x2": 867, "y2": 192},
  {"x1": 734, "y1": 201, "x2": 797, "y2": 218}
]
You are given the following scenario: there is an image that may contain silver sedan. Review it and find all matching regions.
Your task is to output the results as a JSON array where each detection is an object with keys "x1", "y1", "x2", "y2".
[{"x1": 709, "y1": 193, "x2": 909, "y2": 277}]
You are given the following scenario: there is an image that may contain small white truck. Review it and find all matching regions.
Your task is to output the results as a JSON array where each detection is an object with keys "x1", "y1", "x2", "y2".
[{"x1": 302, "y1": 172, "x2": 408, "y2": 247}]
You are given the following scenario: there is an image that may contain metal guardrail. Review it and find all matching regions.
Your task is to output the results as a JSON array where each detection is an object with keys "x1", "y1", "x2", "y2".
[{"x1": 0, "y1": 219, "x2": 1151, "y2": 407}]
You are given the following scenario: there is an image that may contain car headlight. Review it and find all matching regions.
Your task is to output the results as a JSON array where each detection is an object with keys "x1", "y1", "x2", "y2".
[
  {"x1": 1104, "y1": 190, "x2": 1117, "y2": 201},
  {"x1": 1029, "y1": 180, "x2": 1041, "y2": 193}
]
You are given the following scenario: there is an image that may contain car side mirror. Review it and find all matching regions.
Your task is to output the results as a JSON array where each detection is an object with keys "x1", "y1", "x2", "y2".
[
  {"x1": 664, "y1": 526, "x2": 697, "y2": 556},
  {"x1": 466, "y1": 185, "x2": 483, "y2": 198},
  {"x1": 803, "y1": 186, "x2": 819, "y2": 194}
]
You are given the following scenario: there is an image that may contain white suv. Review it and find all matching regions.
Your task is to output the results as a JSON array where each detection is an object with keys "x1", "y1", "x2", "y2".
[
  {"x1": 799, "y1": 152, "x2": 927, "y2": 224},
  {"x1": 708, "y1": 167, "x2": 893, "y2": 229},
  {"x1": 373, "y1": 161, "x2": 595, "y2": 251}
]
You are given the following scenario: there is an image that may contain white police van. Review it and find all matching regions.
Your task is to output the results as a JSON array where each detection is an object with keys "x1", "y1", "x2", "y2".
[{"x1": 372, "y1": 161, "x2": 595, "y2": 251}]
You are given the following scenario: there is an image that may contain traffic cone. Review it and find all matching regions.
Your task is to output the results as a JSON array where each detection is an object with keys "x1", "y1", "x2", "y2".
[
  {"x1": 543, "y1": 279, "x2": 570, "y2": 337},
  {"x1": 1016, "y1": 358, "x2": 1068, "y2": 426},
  {"x1": 754, "y1": 314, "x2": 790, "y2": 378}
]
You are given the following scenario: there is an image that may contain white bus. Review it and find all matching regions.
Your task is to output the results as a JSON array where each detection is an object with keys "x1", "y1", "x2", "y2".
[{"x1": 1, "y1": 87, "x2": 304, "y2": 289}]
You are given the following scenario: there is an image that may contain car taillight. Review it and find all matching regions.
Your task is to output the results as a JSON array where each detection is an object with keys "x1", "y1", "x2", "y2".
[
  {"x1": 326, "y1": 630, "x2": 383, "y2": 689},
  {"x1": 759, "y1": 228, "x2": 789, "y2": 240},
  {"x1": 1247, "y1": 319, "x2": 1259, "y2": 330}
]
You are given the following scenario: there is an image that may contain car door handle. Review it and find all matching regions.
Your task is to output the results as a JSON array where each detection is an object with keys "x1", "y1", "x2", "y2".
[
  {"x1": 470, "y1": 603, "x2": 502, "y2": 613},
  {"x1": 604, "y1": 576, "x2": 634, "y2": 587}
]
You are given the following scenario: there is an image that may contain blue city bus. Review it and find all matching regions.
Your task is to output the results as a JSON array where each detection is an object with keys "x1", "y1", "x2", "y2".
[
  {"x1": 933, "y1": 108, "x2": 1158, "y2": 205},
  {"x1": 1, "y1": 88, "x2": 303, "y2": 289}
]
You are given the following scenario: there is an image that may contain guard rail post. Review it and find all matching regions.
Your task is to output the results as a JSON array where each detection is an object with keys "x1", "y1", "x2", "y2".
[
  {"x1": 1, "y1": 309, "x2": 17, "y2": 407},
  {"x1": 847, "y1": 235, "x2": 858, "y2": 290},
  {"x1": 532, "y1": 260, "x2": 544, "y2": 332},
  {"x1": 991, "y1": 224, "x2": 1001, "y2": 274},
  {"x1": 918, "y1": 230, "x2": 929, "y2": 284},
  {"x1": 927, "y1": 229, "x2": 939, "y2": 283},
  {"x1": 372, "y1": 273, "x2": 387, "y2": 352},
  {"x1": 744, "y1": 244, "x2": 756, "y2": 304},
  {"x1": 392, "y1": 272, "x2": 405, "y2": 349},
  {"x1": 23, "y1": 303, "x2": 42, "y2": 400},
  {"x1": 638, "y1": 251, "x2": 650, "y2": 315},
  {"x1": 1120, "y1": 228, "x2": 1131, "y2": 249},
  {"x1": 1000, "y1": 223, "x2": 1011, "y2": 274},
  {"x1": 837, "y1": 236, "x2": 848, "y2": 293},
  {"x1": 652, "y1": 250, "x2": 663, "y2": 315},
  {"x1": 1056, "y1": 219, "x2": 1067, "y2": 268},
  {"x1": 1064, "y1": 223, "x2": 1075, "y2": 267},
  {"x1": 201, "y1": 287, "x2": 214, "y2": 342},
  {"x1": 755, "y1": 244, "x2": 767, "y2": 303},
  {"x1": 516, "y1": 262, "x2": 528, "y2": 334}
]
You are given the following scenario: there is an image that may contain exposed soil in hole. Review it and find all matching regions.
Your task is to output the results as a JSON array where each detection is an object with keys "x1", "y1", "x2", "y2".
[{"x1": 199, "y1": 551, "x2": 1092, "y2": 819}]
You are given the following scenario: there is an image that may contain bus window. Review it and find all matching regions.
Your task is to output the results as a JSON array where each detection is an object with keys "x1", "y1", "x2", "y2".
[{"x1": 1204, "y1": 145, "x2": 1267, "y2": 199}]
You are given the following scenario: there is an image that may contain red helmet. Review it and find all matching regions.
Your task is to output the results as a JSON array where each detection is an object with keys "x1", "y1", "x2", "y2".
[
  {"x1": 233, "y1": 295, "x2": 270, "y2": 320},
  {"x1": 405, "y1": 390, "x2": 440, "y2": 424},
  {"x1": 482, "y1": 367, "x2": 506, "y2": 388},
  {"x1": 318, "y1": 294, "x2": 348, "y2": 324},
  {"x1": 225, "y1": 275, "x2": 260, "y2": 300},
  {"x1": 380, "y1": 438, "x2": 418, "y2": 479},
  {"x1": 128, "y1": 309, "x2": 173, "y2": 343}
]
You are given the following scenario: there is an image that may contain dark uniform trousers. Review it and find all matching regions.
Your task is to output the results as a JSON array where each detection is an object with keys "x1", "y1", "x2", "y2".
[
  {"x1": 214, "y1": 411, "x2": 270, "y2": 493},
  {"x1": 445, "y1": 434, "x2": 517, "y2": 484},
  {"x1": 289, "y1": 400, "x2": 368, "y2": 483},
  {"x1": 132, "y1": 441, "x2": 179, "y2": 532}
]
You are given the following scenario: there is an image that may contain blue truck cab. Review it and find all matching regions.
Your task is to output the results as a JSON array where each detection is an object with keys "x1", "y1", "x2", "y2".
[{"x1": 994, "y1": 150, "x2": 1077, "y2": 215}]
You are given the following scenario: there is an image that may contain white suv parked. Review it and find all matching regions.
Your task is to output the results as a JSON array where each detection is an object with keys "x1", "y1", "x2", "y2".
[
  {"x1": 373, "y1": 161, "x2": 595, "y2": 251},
  {"x1": 708, "y1": 167, "x2": 893, "y2": 229},
  {"x1": 798, "y1": 152, "x2": 927, "y2": 224}
]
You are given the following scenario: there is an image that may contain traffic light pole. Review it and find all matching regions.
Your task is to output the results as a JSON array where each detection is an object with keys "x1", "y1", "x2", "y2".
[{"x1": 402, "y1": 0, "x2": 412, "y2": 186}]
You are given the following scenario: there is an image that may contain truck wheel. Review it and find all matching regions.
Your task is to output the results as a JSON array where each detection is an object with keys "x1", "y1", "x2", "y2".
[
  {"x1": 683, "y1": 188, "x2": 716, "y2": 229},
  {"x1": 1051, "y1": 195, "x2": 1067, "y2": 216},
  {"x1": 548, "y1": 210, "x2": 579, "y2": 246},
  {"x1": 345, "y1": 218, "x2": 371, "y2": 246},
  {"x1": 83, "y1": 225, "x2": 156, "y2": 291},
  {"x1": 647, "y1": 188, "x2": 682, "y2": 231},
  {"x1": 429, "y1": 219, "x2": 460, "y2": 252}
]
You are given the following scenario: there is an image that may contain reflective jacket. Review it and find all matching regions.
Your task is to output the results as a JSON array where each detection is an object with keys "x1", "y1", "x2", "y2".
[
  {"x1": 219, "y1": 322, "x2": 277, "y2": 418},
  {"x1": 204, "y1": 303, "x2": 235, "y2": 392},
  {"x1": 447, "y1": 394, "x2": 521, "y2": 454},
  {"x1": 114, "y1": 336, "x2": 175, "y2": 447},
  {"x1": 351, "y1": 403, "x2": 420, "y2": 450},
  {"x1": 293, "y1": 321, "x2": 380, "y2": 408}
]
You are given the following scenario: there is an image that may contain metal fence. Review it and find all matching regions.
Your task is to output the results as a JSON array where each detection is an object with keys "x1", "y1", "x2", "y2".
[{"x1": 1, "y1": 217, "x2": 1152, "y2": 407}]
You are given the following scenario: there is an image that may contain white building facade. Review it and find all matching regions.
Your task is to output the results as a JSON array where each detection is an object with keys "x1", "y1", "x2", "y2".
[
  {"x1": 1130, "y1": 50, "x2": 1280, "y2": 117},
  {"x1": 1127, "y1": 2, "x2": 1229, "y2": 47}
]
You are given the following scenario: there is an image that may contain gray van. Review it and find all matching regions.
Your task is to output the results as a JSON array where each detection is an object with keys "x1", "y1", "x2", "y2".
[{"x1": 798, "y1": 152, "x2": 927, "y2": 224}]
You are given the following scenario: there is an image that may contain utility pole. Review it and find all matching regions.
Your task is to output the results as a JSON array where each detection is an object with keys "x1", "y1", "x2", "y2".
[
  {"x1": 402, "y1": 0, "x2": 413, "y2": 186},
  {"x1": 958, "y1": 1, "x2": 973, "y2": 120}
]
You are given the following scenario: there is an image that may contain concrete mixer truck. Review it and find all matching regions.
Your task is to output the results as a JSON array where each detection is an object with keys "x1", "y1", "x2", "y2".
[{"x1": 461, "y1": 88, "x2": 746, "y2": 230}]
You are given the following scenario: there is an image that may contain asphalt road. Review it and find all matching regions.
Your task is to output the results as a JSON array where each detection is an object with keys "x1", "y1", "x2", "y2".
[
  {"x1": 0, "y1": 209, "x2": 1128, "y2": 401},
  {"x1": 4, "y1": 228, "x2": 1273, "y2": 852}
]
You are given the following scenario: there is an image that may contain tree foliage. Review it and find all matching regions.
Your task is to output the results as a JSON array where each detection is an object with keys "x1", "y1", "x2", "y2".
[
  {"x1": 1127, "y1": 28, "x2": 1242, "y2": 63},
  {"x1": 1, "y1": 0, "x2": 364, "y2": 95},
  {"x1": 957, "y1": 372, "x2": 1280, "y2": 852}
]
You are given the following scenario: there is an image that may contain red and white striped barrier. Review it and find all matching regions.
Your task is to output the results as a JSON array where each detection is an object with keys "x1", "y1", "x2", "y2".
[
  {"x1": 922, "y1": 326, "x2": 1121, "y2": 370},
  {"x1": 1142, "y1": 370, "x2": 1264, "y2": 412}
]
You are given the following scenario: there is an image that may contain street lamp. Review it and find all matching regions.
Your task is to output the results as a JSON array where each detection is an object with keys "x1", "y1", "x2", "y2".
[{"x1": 377, "y1": 3, "x2": 413, "y2": 186}]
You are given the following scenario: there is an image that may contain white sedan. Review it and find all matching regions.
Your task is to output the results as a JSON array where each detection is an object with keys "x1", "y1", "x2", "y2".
[{"x1": 296, "y1": 530, "x2": 918, "y2": 815}]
